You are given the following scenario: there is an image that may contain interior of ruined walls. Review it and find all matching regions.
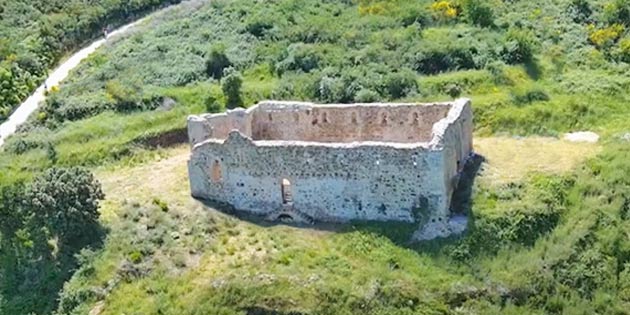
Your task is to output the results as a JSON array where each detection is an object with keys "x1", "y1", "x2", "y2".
[{"x1": 250, "y1": 104, "x2": 452, "y2": 143}]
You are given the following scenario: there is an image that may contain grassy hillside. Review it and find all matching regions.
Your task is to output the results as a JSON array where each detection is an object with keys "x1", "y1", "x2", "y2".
[
  {"x1": 1, "y1": 0, "x2": 630, "y2": 314},
  {"x1": 0, "y1": 0, "x2": 181, "y2": 121}
]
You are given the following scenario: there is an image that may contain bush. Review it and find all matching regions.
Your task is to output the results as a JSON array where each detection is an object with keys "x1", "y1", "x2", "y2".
[
  {"x1": 588, "y1": 24, "x2": 625, "y2": 48},
  {"x1": 205, "y1": 45, "x2": 232, "y2": 80},
  {"x1": 444, "y1": 83, "x2": 462, "y2": 98},
  {"x1": 105, "y1": 80, "x2": 142, "y2": 112},
  {"x1": 502, "y1": 28, "x2": 537, "y2": 64},
  {"x1": 568, "y1": 0, "x2": 592, "y2": 23},
  {"x1": 615, "y1": 37, "x2": 630, "y2": 62},
  {"x1": 317, "y1": 75, "x2": 347, "y2": 103},
  {"x1": 354, "y1": 89, "x2": 381, "y2": 102},
  {"x1": 380, "y1": 70, "x2": 418, "y2": 99},
  {"x1": 510, "y1": 86, "x2": 551, "y2": 105},
  {"x1": 275, "y1": 43, "x2": 323, "y2": 74},
  {"x1": 461, "y1": 0, "x2": 494, "y2": 27},
  {"x1": 221, "y1": 68, "x2": 244, "y2": 109},
  {"x1": 603, "y1": 0, "x2": 630, "y2": 26},
  {"x1": 205, "y1": 94, "x2": 223, "y2": 113}
]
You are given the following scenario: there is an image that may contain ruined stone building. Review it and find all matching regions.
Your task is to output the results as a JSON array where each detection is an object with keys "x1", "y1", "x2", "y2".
[{"x1": 187, "y1": 99, "x2": 473, "y2": 228}]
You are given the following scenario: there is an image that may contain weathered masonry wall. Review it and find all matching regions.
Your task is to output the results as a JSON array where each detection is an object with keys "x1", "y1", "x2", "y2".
[
  {"x1": 187, "y1": 99, "x2": 473, "y2": 225},
  {"x1": 188, "y1": 102, "x2": 452, "y2": 146}
]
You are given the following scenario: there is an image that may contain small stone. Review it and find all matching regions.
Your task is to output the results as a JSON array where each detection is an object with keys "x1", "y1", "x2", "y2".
[{"x1": 564, "y1": 131, "x2": 599, "y2": 143}]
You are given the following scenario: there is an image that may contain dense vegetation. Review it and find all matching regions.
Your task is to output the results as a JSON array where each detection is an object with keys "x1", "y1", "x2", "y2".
[
  {"x1": 1, "y1": 0, "x2": 630, "y2": 314},
  {"x1": 0, "y1": 0, "x2": 180, "y2": 121}
]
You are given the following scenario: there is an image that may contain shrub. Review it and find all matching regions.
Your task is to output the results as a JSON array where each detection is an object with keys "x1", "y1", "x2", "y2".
[
  {"x1": 615, "y1": 37, "x2": 630, "y2": 62},
  {"x1": 502, "y1": 28, "x2": 537, "y2": 64},
  {"x1": 380, "y1": 70, "x2": 418, "y2": 99},
  {"x1": 408, "y1": 43, "x2": 478, "y2": 74},
  {"x1": 354, "y1": 88, "x2": 381, "y2": 103},
  {"x1": 444, "y1": 83, "x2": 462, "y2": 98},
  {"x1": 205, "y1": 44, "x2": 232, "y2": 80},
  {"x1": 245, "y1": 19, "x2": 274, "y2": 38},
  {"x1": 205, "y1": 94, "x2": 223, "y2": 113},
  {"x1": 510, "y1": 86, "x2": 551, "y2": 105},
  {"x1": 588, "y1": 24, "x2": 625, "y2": 48},
  {"x1": 221, "y1": 68, "x2": 244, "y2": 109},
  {"x1": 105, "y1": 80, "x2": 142, "y2": 112},
  {"x1": 568, "y1": 0, "x2": 592, "y2": 23},
  {"x1": 317, "y1": 75, "x2": 347, "y2": 103},
  {"x1": 603, "y1": 0, "x2": 630, "y2": 26},
  {"x1": 461, "y1": 0, "x2": 494, "y2": 27},
  {"x1": 275, "y1": 43, "x2": 323, "y2": 74},
  {"x1": 430, "y1": 1, "x2": 459, "y2": 23}
]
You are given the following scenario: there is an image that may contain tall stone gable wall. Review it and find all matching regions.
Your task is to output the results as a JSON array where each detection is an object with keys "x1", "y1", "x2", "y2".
[{"x1": 187, "y1": 99, "x2": 473, "y2": 224}]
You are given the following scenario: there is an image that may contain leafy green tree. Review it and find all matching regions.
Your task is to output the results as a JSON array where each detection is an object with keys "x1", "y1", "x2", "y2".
[
  {"x1": 25, "y1": 167, "x2": 105, "y2": 246},
  {"x1": 0, "y1": 183, "x2": 26, "y2": 245},
  {"x1": 221, "y1": 68, "x2": 244, "y2": 109}
]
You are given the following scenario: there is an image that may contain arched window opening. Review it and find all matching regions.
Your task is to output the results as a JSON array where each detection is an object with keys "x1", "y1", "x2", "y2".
[
  {"x1": 381, "y1": 113, "x2": 388, "y2": 125},
  {"x1": 211, "y1": 160, "x2": 223, "y2": 183},
  {"x1": 281, "y1": 178, "x2": 292, "y2": 204},
  {"x1": 322, "y1": 112, "x2": 329, "y2": 123}
]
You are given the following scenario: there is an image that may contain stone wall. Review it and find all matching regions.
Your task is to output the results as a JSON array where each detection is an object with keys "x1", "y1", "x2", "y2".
[{"x1": 187, "y1": 99, "x2": 473, "y2": 224}]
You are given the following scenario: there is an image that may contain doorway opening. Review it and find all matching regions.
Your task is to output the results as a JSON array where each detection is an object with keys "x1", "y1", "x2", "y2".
[
  {"x1": 211, "y1": 160, "x2": 222, "y2": 183},
  {"x1": 281, "y1": 178, "x2": 292, "y2": 204}
]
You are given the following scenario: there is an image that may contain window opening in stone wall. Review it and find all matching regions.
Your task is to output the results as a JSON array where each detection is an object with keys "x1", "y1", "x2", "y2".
[
  {"x1": 381, "y1": 114, "x2": 388, "y2": 125},
  {"x1": 412, "y1": 112, "x2": 420, "y2": 125},
  {"x1": 322, "y1": 112, "x2": 329, "y2": 123},
  {"x1": 211, "y1": 160, "x2": 223, "y2": 183},
  {"x1": 351, "y1": 112, "x2": 358, "y2": 124},
  {"x1": 281, "y1": 178, "x2": 292, "y2": 204}
]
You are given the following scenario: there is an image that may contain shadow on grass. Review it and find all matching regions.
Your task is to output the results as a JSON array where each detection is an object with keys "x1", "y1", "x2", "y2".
[{"x1": 524, "y1": 58, "x2": 542, "y2": 81}]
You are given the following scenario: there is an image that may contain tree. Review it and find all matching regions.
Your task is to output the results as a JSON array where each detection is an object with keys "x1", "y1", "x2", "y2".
[
  {"x1": 25, "y1": 167, "x2": 105, "y2": 246},
  {"x1": 205, "y1": 44, "x2": 232, "y2": 80},
  {"x1": 0, "y1": 183, "x2": 26, "y2": 245},
  {"x1": 221, "y1": 68, "x2": 243, "y2": 109}
]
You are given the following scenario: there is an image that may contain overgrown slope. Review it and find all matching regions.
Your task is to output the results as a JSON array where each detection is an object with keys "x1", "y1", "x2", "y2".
[{"x1": 0, "y1": 0, "x2": 180, "y2": 121}]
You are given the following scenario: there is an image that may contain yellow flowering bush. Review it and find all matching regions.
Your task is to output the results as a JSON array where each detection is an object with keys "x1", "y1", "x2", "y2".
[
  {"x1": 357, "y1": 0, "x2": 393, "y2": 15},
  {"x1": 430, "y1": 0, "x2": 458, "y2": 21},
  {"x1": 616, "y1": 37, "x2": 630, "y2": 61},
  {"x1": 588, "y1": 23, "x2": 625, "y2": 48}
]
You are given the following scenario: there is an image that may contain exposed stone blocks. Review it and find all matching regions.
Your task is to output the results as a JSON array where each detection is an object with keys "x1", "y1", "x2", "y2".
[{"x1": 187, "y1": 99, "x2": 473, "y2": 225}]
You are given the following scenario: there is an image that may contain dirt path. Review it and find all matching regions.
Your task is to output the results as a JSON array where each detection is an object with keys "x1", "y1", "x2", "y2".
[{"x1": 0, "y1": 15, "x2": 151, "y2": 146}]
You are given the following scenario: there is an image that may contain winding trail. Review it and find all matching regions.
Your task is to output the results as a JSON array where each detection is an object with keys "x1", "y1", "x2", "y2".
[{"x1": 0, "y1": 17, "x2": 149, "y2": 147}]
